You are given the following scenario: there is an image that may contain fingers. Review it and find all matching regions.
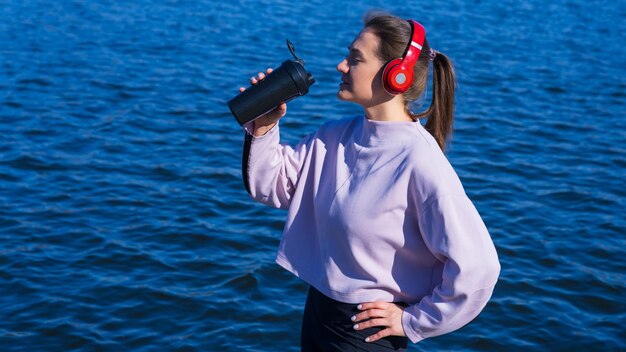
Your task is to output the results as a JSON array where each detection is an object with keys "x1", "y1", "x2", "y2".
[
  {"x1": 250, "y1": 73, "x2": 262, "y2": 84},
  {"x1": 358, "y1": 302, "x2": 391, "y2": 311},
  {"x1": 239, "y1": 68, "x2": 273, "y2": 93},
  {"x1": 364, "y1": 328, "x2": 393, "y2": 343},
  {"x1": 353, "y1": 318, "x2": 387, "y2": 331},
  {"x1": 250, "y1": 68, "x2": 272, "y2": 85},
  {"x1": 352, "y1": 301, "x2": 406, "y2": 343},
  {"x1": 351, "y1": 308, "x2": 387, "y2": 323}
]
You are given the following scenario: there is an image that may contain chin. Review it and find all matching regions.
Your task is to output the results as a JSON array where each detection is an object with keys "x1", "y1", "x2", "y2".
[{"x1": 337, "y1": 90, "x2": 351, "y2": 101}]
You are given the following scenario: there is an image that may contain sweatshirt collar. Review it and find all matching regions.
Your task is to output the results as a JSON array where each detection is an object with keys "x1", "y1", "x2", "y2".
[{"x1": 356, "y1": 115, "x2": 421, "y2": 147}]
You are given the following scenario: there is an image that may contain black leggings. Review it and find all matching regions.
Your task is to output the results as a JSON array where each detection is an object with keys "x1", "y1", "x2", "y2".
[{"x1": 300, "y1": 286, "x2": 409, "y2": 352}]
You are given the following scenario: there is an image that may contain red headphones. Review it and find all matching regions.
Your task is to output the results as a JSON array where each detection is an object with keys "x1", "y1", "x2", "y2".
[{"x1": 381, "y1": 20, "x2": 426, "y2": 95}]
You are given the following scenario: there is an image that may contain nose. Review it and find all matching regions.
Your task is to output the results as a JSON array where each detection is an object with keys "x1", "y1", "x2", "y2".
[{"x1": 336, "y1": 58, "x2": 349, "y2": 74}]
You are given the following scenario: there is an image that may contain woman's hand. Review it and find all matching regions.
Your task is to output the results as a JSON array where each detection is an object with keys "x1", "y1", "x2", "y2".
[
  {"x1": 351, "y1": 301, "x2": 407, "y2": 343},
  {"x1": 239, "y1": 68, "x2": 287, "y2": 137}
]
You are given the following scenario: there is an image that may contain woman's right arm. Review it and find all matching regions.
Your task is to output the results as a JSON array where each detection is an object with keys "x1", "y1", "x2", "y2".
[{"x1": 239, "y1": 69, "x2": 313, "y2": 210}]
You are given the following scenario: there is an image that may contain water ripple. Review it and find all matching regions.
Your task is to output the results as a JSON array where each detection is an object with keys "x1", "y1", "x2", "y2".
[{"x1": 0, "y1": 0, "x2": 624, "y2": 351}]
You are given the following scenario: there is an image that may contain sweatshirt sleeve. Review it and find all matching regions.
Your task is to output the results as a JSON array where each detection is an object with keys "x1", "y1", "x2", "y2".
[
  {"x1": 241, "y1": 121, "x2": 313, "y2": 210},
  {"x1": 401, "y1": 194, "x2": 501, "y2": 343}
]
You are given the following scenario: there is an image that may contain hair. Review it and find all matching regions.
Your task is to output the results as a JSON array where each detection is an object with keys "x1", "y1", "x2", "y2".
[{"x1": 363, "y1": 11, "x2": 457, "y2": 152}]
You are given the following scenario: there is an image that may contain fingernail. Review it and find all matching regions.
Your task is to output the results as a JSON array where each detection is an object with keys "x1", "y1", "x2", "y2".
[
  {"x1": 357, "y1": 304, "x2": 362, "y2": 309},
  {"x1": 365, "y1": 337, "x2": 371, "y2": 342},
  {"x1": 350, "y1": 315, "x2": 356, "y2": 321},
  {"x1": 353, "y1": 324, "x2": 359, "y2": 329}
]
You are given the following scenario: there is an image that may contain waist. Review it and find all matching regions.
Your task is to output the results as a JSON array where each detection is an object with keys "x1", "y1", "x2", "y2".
[{"x1": 307, "y1": 285, "x2": 408, "y2": 321}]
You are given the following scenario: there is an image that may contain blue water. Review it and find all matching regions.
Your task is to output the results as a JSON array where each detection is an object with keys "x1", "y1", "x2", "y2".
[{"x1": 1, "y1": 0, "x2": 625, "y2": 350}]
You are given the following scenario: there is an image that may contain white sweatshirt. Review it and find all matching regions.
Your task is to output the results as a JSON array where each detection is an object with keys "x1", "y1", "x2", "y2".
[{"x1": 241, "y1": 115, "x2": 500, "y2": 343}]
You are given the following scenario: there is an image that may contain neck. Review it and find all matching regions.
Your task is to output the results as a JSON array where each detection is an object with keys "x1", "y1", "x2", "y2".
[{"x1": 364, "y1": 96, "x2": 413, "y2": 122}]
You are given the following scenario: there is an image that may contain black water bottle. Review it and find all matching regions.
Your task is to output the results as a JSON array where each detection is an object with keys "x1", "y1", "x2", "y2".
[{"x1": 228, "y1": 40, "x2": 315, "y2": 126}]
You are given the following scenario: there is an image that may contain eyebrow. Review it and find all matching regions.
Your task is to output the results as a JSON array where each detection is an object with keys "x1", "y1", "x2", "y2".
[{"x1": 347, "y1": 46, "x2": 365, "y2": 57}]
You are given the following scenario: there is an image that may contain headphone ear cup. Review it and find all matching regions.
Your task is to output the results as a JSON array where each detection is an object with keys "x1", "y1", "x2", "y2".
[{"x1": 382, "y1": 58, "x2": 403, "y2": 95}]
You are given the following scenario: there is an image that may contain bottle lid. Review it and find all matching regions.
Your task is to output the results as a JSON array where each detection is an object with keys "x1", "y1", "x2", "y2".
[{"x1": 287, "y1": 39, "x2": 305, "y2": 65}]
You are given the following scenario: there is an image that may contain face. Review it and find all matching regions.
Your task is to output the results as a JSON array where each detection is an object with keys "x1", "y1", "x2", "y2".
[{"x1": 336, "y1": 28, "x2": 389, "y2": 107}]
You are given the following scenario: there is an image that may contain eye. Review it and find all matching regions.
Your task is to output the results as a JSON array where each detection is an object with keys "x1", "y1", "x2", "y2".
[{"x1": 347, "y1": 55, "x2": 360, "y2": 65}]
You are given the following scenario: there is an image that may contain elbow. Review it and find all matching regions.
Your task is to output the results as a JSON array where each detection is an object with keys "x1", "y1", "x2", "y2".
[
  {"x1": 489, "y1": 245, "x2": 501, "y2": 285},
  {"x1": 463, "y1": 247, "x2": 501, "y2": 292},
  {"x1": 486, "y1": 249, "x2": 500, "y2": 284},
  {"x1": 247, "y1": 183, "x2": 290, "y2": 210},
  {"x1": 492, "y1": 257, "x2": 501, "y2": 283},
  {"x1": 472, "y1": 255, "x2": 500, "y2": 310},
  {"x1": 464, "y1": 255, "x2": 500, "y2": 318},
  {"x1": 481, "y1": 247, "x2": 501, "y2": 289},
  {"x1": 474, "y1": 237, "x2": 501, "y2": 289}
]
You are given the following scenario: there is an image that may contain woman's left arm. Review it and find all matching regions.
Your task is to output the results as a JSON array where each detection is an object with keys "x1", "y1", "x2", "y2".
[{"x1": 353, "y1": 194, "x2": 501, "y2": 343}]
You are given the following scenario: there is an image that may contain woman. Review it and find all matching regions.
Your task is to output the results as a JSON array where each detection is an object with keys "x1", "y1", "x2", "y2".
[{"x1": 238, "y1": 11, "x2": 500, "y2": 351}]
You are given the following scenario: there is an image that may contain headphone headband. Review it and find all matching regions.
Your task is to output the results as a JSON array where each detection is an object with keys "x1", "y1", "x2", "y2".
[{"x1": 402, "y1": 20, "x2": 426, "y2": 68}]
